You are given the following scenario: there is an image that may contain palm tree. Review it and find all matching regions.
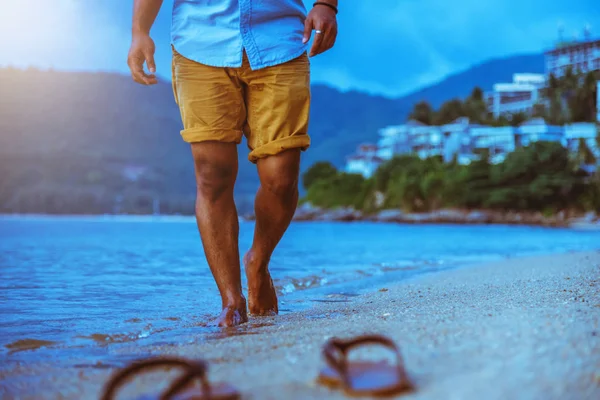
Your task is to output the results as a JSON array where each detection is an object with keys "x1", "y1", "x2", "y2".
[
  {"x1": 576, "y1": 138, "x2": 597, "y2": 166},
  {"x1": 595, "y1": 125, "x2": 600, "y2": 160},
  {"x1": 571, "y1": 72, "x2": 598, "y2": 122},
  {"x1": 465, "y1": 87, "x2": 488, "y2": 124},
  {"x1": 560, "y1": 66, "x2": 579, "y2": 122},
  {"x1": 584, "y1": 72, "x2": 598, "y2": 121},
  {"x1": 409, "y1": 101, "x2": 435, "y2": 125},
  {"x1": 542, "y1": 69, "x2": 597, "y2": 124},
  {"x1": 561, "y1": 66, "x2": 578, "y2": 93},
  {"x1": 543, "y1": 73, "x2": 565, "y2": 125}
]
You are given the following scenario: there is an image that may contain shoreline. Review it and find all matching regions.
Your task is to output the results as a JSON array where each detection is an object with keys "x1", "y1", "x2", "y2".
[
  {"x1": 2, "y1": 251, "x2": 599, "y2": 399},
  {"x1": 275, "y1": 205, "x2": 600, "y2": 229},
  {"x1": 2, "y1": 209, "x2": 600, "y2": 229}
]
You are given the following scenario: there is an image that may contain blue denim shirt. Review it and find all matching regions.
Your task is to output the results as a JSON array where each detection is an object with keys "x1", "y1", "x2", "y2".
[{"x1": 171, "y1": 0, "x2": 309, "y2": 70}]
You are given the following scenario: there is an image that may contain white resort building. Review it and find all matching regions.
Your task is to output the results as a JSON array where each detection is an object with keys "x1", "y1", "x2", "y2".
[
  {"x1": 439, "y1": 117, "x2": 478, "y2": 165},
  {"x1": 375, "y1": 124, "x2": 414, "y2": 161},
  {"x1": 469, "y1": 126, "x2": 519, "y2": 164},
  {"x1": 344, "y1": 30, "x2": 600, "y2": 178},
  {"x1": 485, "y1": 73, "x2": 546, "y2": 118},
  {"x1": 564, "y1": 123, "x2": 600, "y2": 155},
  {"x1": 470, "y1": 118, "x2": 565, "y2": 163},
  {"x1": 598, "y1": 81, "x2": 600, "y2": 122},
  {"x1": 345, "y1": 144, "x2": 384, "y2": 178},
  {"x1": 345, "y1": 118, "x2": 599, "y2": 178},
  {"x1": 485, "y1": 31, "x2": 600, "y2": 120},
  {"x1": 544, "y1": 35, "x2": 600, "y2": 77}
]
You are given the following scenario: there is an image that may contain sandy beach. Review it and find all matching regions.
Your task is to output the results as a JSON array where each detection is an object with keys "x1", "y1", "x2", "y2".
[{"x1": 1, "y1": 251, "x2": 599, "y2": 399}]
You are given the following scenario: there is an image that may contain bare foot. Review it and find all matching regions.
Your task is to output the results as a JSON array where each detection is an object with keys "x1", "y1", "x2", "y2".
[
  {"x1": 213, "y1": 301, "x2": 248, "y2": 327},
  {"x1": 243, "y1": 250, "x2": 278, "y2": 316}
]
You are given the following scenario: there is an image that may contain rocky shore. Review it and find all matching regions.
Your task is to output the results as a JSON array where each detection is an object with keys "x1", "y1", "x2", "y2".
[{"x1": 244, "y1": 203, "x2": 600, "y2": 228}]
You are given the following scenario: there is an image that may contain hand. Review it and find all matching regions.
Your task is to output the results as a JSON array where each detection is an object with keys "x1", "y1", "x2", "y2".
[
  {"x1": 303, "y1": 4, "x2": 338, "y2": 57},
  {"x1": 127, "y1": 33, "x2": 158, "y2": 85}
]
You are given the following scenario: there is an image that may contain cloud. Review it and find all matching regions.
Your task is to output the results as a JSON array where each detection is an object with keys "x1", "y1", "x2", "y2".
[
  {"x1": 0, "y1": 0, "x2": 134, "y2": 75},
  {"x1": 1, "y1": 0, "x2": 598, "y2": 96},
  {"x1": 307, "y1": 0, "x2": 600, "y2": 96}
]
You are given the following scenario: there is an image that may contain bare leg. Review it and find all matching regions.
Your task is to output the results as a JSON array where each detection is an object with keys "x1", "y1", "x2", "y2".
[
  {"x1": 192, "y1": 142, "x2": 247, "y2": 327},
  {"x1": 245, "y1": 149, "x2": 301, "y2": 315}
]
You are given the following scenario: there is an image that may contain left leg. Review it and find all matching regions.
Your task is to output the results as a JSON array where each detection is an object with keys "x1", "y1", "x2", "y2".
[
  {"x1": 240, "y1": 52, "x2": 311, "y2": 315},
  {"x1": 244, "y1": 149, "x2": 300, "y2": 315}
]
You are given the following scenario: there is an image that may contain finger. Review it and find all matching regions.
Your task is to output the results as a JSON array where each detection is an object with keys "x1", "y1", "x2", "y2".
[
  {"x1": 131, "y1": 53, "x2": 157, "y2": 85},
  {"x1": 144, "y1": 49, "x2": 156, "y2": 74},
  {"x1": 324, "y1": 24, "x2": 338, "y2": 51},
  {"x1": 131, "y1": 66, "x2": 149, "y2": 84},
  {"x1": 319, "y1": 26, "x2": 334, "y2": 53},
  {"x1": 127, "y1": 58, "x2": 144, "y2": 84},
  {"x1": 129, "y1": 57, "x2": 153, "y2": 85},
  {"x1": 310, "y1": 26, "x2": 324, "y2": 57},
  {"x1": 302, "y1": 16, "x2": 313, "y2": 44}
]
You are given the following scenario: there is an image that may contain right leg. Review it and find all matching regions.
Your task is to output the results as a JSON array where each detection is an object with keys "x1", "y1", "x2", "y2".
[
  {"x1": 171, "y1": 48, "x2": 248, "y2": 327},
  {"x1": 192, "y1": 141, "x2": 247, "y2": 327}
]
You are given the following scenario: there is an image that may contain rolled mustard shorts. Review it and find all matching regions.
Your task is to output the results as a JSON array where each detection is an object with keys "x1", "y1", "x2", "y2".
[{"x1": 171, "y1": 48, "x2": 311, "y2": 163}]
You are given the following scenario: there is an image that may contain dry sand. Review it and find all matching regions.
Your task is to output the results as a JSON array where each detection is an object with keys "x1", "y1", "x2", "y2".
[{"x1": 1, "y1": 251, "x2": 599, "y2": 399}]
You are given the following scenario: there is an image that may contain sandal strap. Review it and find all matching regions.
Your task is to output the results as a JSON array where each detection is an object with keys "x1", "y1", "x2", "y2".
[
  {"x1": 322, "y1": 338, "x2": 350, "y2": 385},
  {"x1": 100, "y1": 357, "x2": 211, "y2": 400},
  {"x1": 322, "y1": 334, "x2": 409, "y2": 387},
  {"x1": 160, "y1": 360, "x2": 210, "y2": 400}
]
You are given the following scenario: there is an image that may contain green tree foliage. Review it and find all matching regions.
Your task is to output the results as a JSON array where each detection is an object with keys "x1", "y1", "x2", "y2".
[
  {"x1": 542, "y1": 69, "x2": 598, "y2": 124},
  {"x1": 575, "y1": 138, "x2": 597, "y2": 166},
  {"x1": 305, "y1": 172, "x2": 369, "y2": 209},
  {"x1": 532, "y1": 103, "x2": 547, "y2": 119},
  {"x1": 583, "y1": 168, "x2": 600, "y2": 213},
  {"x1": 409, "y1": 101, "x2": 435, "y2": 125},
  {"x1": 463, "y1": 87, "x2": 489, "y2": 124},
  {"x1": 434, "y1": 99, "x2": 465, "y2": 125},
  {"x1": 406, "y1": 69, "x2": 599, "y2": 128},
  {"x1": 383, "y1": 156, "x2": 431, "y2": 211},
  {"x1": 544, "y1": 73, "x2": 568, "y2": 125},
  {"x1": 570, "y1": 72, "x2": 598, "y2": 122},
  {"x1": 491, "y1": 115, "x2": 511, "y2": 127},
  {"x1": 304, "y1": 71, "x2": 600, "y2": 215},
  {"x1": 509, "y1": 112, "x2": 528, "y2": 127},
  {"x1": 302, "y1": 142, "x2": 598, "y2": 213},
  {"x1": 487, "y1": 142, "x2": 577, "y2": 210},
  {"x1": 301, "y1": 162, "x2": 337, "y2": 190},
  {"x1": 462, "y1": 149, "x2": 493, "y2": 207},
  {"x1": 372, "y1": 155, "x2": 421, "y2": 192}
]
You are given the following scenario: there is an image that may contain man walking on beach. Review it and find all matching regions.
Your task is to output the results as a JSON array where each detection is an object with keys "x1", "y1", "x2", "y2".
[{"x1": 127, "y1": 0, "x2": 338, "y2": 326}]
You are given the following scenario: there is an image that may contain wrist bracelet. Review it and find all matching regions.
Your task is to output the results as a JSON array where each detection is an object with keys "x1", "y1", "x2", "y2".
[{"x1": 313, "y1": 2, "x2": 338, "y2": 14}]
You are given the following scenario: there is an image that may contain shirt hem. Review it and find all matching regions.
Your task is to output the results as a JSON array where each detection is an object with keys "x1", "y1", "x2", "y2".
[
  {"x1": 171, "y1": 42, "x2": 309, "y2": 70},
  {"x1": 171, "y1": 42, "x2": 244, "y2": 68},
  {"x1": 250, "y1": 45, "x2": 309, "y2": 70}
]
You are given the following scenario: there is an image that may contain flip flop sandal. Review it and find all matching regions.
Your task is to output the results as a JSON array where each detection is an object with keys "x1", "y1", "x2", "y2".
[
  {"x1": 317, "y1": 334, "x2": 413, "y2": 397},
  {"x1": 101, "y1": 356, "x2": 240, "y2": 400}
]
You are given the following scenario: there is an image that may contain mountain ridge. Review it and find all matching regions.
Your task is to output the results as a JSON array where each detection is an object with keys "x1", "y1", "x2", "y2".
[{"x1": 0, "y1": 52, "x2": 546, "y2": 214}]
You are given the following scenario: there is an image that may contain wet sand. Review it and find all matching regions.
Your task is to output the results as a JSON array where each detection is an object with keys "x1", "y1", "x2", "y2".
[{"x1": 1, "y1": 251, "x2": 599, "y2": 399}]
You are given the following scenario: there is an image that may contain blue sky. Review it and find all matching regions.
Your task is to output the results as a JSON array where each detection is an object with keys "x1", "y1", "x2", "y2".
[{"x1": 0, "y1": 0, "x2": 598, "y2": 96}]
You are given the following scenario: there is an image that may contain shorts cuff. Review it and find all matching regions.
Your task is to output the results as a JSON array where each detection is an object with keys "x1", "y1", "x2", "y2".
[
  {"x1": 181, "y1": 128, "x2": 243, "y2": 144},
  {"x1": 248, "y1": 135, "x2": 310, "y2": 163}
]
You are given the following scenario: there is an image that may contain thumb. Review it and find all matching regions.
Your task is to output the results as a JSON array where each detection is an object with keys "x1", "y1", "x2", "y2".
[
  {"x1": 144, "y1": 50, "x2": 156, "y2": 74},
  {"x1": 303, "y1": 17, "x2": 313, "y2": 44}
]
